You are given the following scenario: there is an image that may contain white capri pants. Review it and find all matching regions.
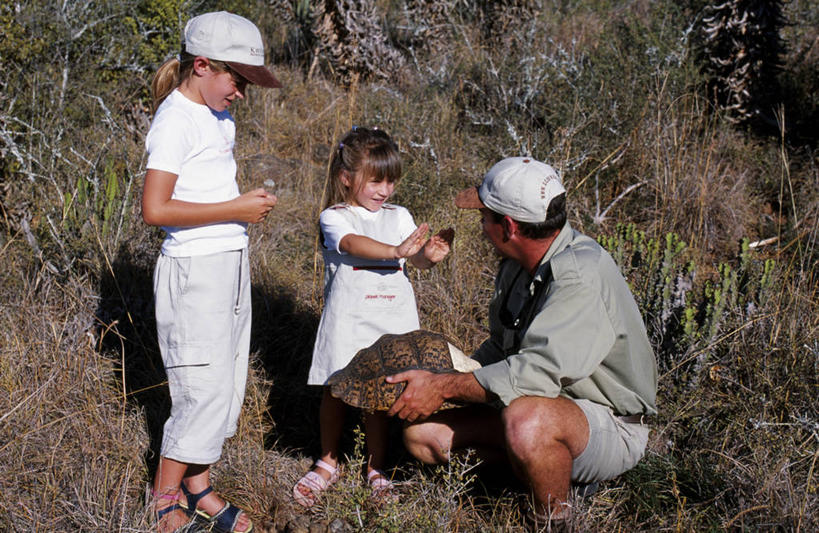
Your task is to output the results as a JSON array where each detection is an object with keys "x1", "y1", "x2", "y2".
[{"x1": 153, "y1": 248, "x2": 251, "y2": 464}]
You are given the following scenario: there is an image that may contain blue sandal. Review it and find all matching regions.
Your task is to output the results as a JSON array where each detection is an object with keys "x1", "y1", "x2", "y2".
[
  {"x1": 156, "y1": 500, "x2": 184, "y2": 520},
  {"x1": 152, "y1": 490, "x2": 198, "y2": 532},
  {"x1": 208, "y1": 502, "x2": 254, "y2": 533},
  {"x1": 179, "y1": 484, "x2": 212, "y2": 517},
  {"x1": 181, "y1": 485, "x2": 253, "y2": 533}
]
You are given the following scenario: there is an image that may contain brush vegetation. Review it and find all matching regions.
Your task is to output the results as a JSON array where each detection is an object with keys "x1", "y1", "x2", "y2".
[{"x1": 1, "y1": 1, "x2": 817, "y2": 531}]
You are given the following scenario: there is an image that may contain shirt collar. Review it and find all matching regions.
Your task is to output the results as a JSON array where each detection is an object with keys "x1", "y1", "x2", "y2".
[{"x1": 532, "y1": 220, "x2": 572, "y2": 283}]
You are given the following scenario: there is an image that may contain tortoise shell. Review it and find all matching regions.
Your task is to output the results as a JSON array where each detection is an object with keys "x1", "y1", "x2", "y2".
[{"x1": 327, "y1": 329, "x2": 480, "y2": 411}]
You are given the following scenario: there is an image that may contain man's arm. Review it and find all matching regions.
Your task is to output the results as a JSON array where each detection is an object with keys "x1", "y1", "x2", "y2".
[{"x1": 386, "y1": 370, "x2": 493, "y2": 422}]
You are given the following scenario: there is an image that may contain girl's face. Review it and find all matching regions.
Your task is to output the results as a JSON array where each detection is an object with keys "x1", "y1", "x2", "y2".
[
  {"x1": 190, "y1": 58, "x2": 248, "y2": 112},
  {"x1": 344, "y1": 172, "x2": 395, "y2": 212}
]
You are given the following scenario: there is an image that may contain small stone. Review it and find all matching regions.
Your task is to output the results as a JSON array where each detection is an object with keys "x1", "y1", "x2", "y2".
[
  {"x1": 285, "y1": 515, "x2": 311, "y2": 533},
  {"x1": 328, "y1": 518, "x2": 353, "y2": 533}
]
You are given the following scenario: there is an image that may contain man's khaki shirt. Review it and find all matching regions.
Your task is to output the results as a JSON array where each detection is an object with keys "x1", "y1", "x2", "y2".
[{"x1": 472, "y1": 222, "x2": 658, "y2": 416}]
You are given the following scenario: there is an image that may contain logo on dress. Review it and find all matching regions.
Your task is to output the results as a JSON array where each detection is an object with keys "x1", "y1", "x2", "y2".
[{"x1": 365, "y1": 294, "x2": 396, "y2": 301}]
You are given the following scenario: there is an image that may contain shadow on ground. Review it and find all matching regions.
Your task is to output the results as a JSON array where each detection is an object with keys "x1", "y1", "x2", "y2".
[
  {"x1": 92, "y1": 241, "x2": 386, "y2": 481},
  {"x1": 250, "y1": 282, "x2": 321, "y2": 454},
  {"x1": 95, "y1": 243, "x2": 167, "y2": 482},
  {"x1": 93, "y1": 243, "x2": 527, "y2": 511}
]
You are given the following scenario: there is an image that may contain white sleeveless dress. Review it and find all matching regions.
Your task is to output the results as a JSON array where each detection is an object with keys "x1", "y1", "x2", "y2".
[{"x1": 308, "y1": 203, "x2": 421, "y2": 385}]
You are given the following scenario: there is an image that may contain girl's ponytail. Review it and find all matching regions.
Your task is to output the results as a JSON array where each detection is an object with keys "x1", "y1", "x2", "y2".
[
  {"x1": 151, "y1": 58, "x2": 179, "y2": 113},
  {"x1": 150, "y1": 53, "x2": 196, "y2": 113}
]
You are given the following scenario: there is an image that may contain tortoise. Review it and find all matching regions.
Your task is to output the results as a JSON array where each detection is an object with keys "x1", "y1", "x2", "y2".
[{"x1": 327, "y1": 329, "x2": 481, "y2": 411}]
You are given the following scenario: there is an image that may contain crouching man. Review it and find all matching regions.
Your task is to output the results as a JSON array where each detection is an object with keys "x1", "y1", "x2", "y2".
[{"x1": 387, "y1": 157, "x2": 657, "y2": 530}]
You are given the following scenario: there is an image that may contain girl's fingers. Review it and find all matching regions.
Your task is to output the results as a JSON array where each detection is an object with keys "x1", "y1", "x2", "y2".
[{"x1": 397, "y1": 224, "x2": 430, "y2": 257}]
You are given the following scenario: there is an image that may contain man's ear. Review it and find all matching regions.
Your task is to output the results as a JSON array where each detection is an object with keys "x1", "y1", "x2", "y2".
[{"x1": 501, "y1": 215, "x2": 517, "y2": 241}]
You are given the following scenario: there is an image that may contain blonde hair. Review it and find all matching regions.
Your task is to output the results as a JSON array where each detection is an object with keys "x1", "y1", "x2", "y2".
[
  {"x1": 150, "y1": 52, "x2": 233, "y2": 112},
  {"x1": 324, "y1": 127, "x2": 402, "y2": 209}
]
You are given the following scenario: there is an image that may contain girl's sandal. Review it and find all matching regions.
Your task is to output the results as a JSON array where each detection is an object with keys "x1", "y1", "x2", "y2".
[
  {"x1": 180, "y1": 485, "x2": 254, "y2": 533},
  {"x1": 292, "y1": 459, "x2": 340, "y2": 508},
  {"x1": 150, "y1": 489, "x2": 197, "y2": 533},
  {"x1": 205, "y1": 502, "x2": 254, "y2": 533},
  {"x1": 367, "y1": 469, "x2": 398, "y2": 504}
]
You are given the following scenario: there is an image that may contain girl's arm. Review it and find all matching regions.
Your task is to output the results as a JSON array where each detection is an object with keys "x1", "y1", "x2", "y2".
[
  {"x1": 409, "y1": 227, "x2": 454, "y2": 269},
  {"x1": 339, "y1": 223, "x2": 430, "y2": 260},
  {"x1": 142, "y1": 169, "x2": 277, "y2": 227}
]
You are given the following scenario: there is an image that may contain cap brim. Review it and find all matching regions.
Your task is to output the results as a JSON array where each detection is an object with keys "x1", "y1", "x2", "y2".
[
  {"x1": 226, "y1": 61, "x2": 282, "y2": 88},
  {"x1": 454, "y1": 186, "x2": 485, "y2": 209}
]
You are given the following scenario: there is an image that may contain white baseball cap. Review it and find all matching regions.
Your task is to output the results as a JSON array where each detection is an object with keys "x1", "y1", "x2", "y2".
[
  {"x1": 184, "y1": 11, "x2": 282, "y2": 88},
  {"x1": 455, "y1": 157, "x2": 566, "y2": 223}
]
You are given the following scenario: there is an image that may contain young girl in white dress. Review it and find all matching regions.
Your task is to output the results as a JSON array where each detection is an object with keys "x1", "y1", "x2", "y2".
[{"x1": 293, "y1": 127, "x2": 453, "y2": 507}]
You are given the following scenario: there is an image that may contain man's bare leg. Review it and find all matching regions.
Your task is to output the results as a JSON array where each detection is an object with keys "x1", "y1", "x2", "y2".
[
  {"x1": 404, "y1": 397, "x2": 589, "y2": 519},
  {"x1": 402, "y1": 404, "x2": 506, "y2": 464},
  {"x1": 502, "y1": 396, "x2": 589, "y2": 519}
]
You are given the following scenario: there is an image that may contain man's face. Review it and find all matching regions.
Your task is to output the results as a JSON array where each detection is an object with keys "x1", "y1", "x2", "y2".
[{"x1": 480, "y1": 208, "x2": 507, "y2": 256}]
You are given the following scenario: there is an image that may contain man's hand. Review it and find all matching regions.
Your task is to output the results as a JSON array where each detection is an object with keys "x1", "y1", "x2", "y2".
[{"x1": 386, "y1": 370, "x2": 447, "y2": 422}]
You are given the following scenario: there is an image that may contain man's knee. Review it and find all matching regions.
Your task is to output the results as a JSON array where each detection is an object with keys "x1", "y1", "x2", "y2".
[
  {"x1": 502, "y1": 396, "x2": 589, "y2": 459},
  {"x1": 403, "y1": 422, "x2": 452, "y2": 464}
]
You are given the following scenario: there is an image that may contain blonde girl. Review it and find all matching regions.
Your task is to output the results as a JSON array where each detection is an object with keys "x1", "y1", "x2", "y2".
[
  {"x1": 143, "y1": 11, "x2": 280, "y2": 533},
  {"x1": 293, "y1": 126, "x2": 453, "y2": 507}
]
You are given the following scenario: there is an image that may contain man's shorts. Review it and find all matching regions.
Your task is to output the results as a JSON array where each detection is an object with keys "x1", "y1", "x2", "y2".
[{"x1": 570, "y1": 399, "x2": 650, "y2": 484}]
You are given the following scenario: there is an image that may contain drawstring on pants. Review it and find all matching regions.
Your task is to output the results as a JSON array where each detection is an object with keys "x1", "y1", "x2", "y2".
[{"x1": 234, "y1": 249, "x2": 243, "y2": 315}]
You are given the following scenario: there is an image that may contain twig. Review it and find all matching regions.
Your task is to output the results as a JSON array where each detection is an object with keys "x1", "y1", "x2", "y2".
[
  {"x1": 571, "y1": 131, "x2": 631, "y2": 192},
  {"x1": 660, "y1": 312, "x2": 775, "y2": 381},
  {"x1": 748, "y1": 235, "x2": 779, "y2": 248},
  {"x1": 796, "y1": 442, "x2": 818, "y2": 533},
  {"x1": 706, "y1": 449, "x2": 752, "y2": 475},
  {"x1": 724, "y1": 504, "x2": 768, "y2": 529},
  {"x1": 19, "y1": 217, "x2": 42, "y2": 257},
  {"x1": 0, "y1": 373, "x2": 57, "y2": 425},
  {"x1": 594, "y1": 180, "x2": 646, "y2": 224},
  {"x1": 305, "y1": 95, "x2": 344, "y2": 127}
]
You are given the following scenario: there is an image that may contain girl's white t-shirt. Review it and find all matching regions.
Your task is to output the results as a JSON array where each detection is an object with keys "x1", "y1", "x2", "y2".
[
  {"x1": 319, "y1": 203, "x2": 416, "y2": 253},
  {"x1": 145, "y1": 89, "x2": 248, "y2": 257}
]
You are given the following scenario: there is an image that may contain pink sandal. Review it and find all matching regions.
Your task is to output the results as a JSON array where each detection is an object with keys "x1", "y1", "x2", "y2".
[
  {"x1": 149, "y1": 488, "x2": 196, "y2": 532},
  {"x1": 367, "y1": 469, "x2": 398, "y2": 504},
  {"x1": 292, "y1": 459, "x2": 339, "y2": 508}
]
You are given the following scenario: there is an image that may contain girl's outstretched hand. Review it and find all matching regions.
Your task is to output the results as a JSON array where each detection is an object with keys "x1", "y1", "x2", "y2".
[
  {"x1": 423, "y1": 227, "x2": 454, "y2": 264},
  {"x1": 235, "y1": 188, "x2": 277, "y2": 223},
  {"x1": 395, "y1": 223, "x2": 430, "y2": 258}
]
